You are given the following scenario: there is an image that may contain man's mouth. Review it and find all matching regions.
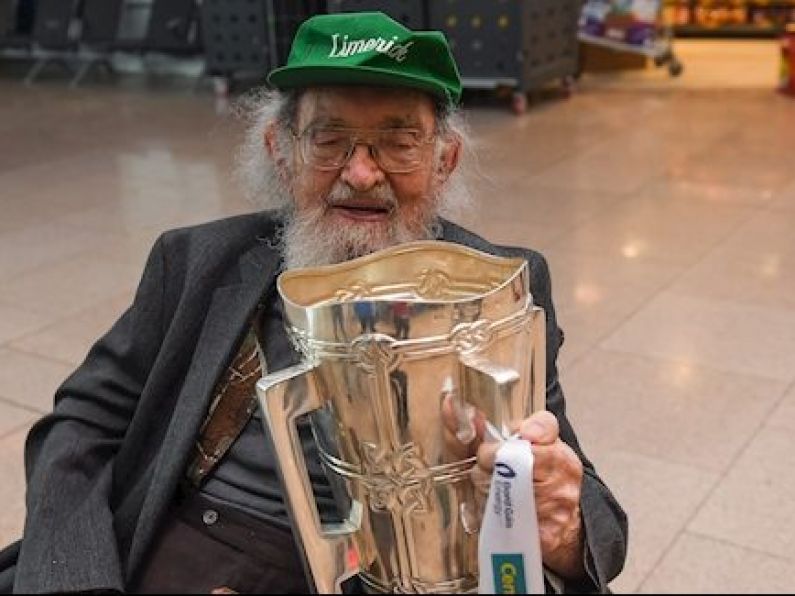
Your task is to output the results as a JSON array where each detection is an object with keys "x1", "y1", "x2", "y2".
[{"x1": 326, "y1": 199, "x2": 395, "y2": 221}]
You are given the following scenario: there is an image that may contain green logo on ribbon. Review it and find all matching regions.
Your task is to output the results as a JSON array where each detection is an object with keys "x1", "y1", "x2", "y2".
[{"x1": 491, "y1": 553, "x2": 528, "y2": 594}]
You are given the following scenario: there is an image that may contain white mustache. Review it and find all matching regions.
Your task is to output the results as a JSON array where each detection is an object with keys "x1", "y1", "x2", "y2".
[{"x1": 323, "y1": 183, "x2": 398, "y2": 213}]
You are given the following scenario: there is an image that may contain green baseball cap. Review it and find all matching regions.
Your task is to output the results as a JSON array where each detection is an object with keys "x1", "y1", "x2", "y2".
[{"x1": 268, "y1": 12, "x2": 462, "y2": 105}]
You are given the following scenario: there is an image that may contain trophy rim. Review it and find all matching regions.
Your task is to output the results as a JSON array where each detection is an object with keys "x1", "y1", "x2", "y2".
[{"x1": 276, "y1": 240, "x2": 529, "y2": 310}]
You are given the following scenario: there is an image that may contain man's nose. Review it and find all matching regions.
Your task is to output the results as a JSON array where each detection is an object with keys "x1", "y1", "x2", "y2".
[{"x1": 340, "y1": 144, "x2": 386, "y2": 190}]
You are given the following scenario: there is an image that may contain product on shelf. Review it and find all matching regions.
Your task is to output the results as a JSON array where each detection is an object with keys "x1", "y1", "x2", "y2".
[
  {"x1": 581, "y1": 0, "x2": 662, "y2": 46},
  {"x1": 664, "y1": 0, "x2": 795, "y2": 35}
]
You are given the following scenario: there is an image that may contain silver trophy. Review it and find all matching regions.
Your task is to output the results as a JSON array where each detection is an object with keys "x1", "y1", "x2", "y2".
[{"x1": 256, "y1": 240, "x2": 545, "y2": 593}]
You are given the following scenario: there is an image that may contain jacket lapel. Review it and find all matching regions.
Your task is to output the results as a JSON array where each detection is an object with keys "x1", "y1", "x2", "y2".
[{"x1": 128, "y1": 237, "x2": 282, "y2": 573}]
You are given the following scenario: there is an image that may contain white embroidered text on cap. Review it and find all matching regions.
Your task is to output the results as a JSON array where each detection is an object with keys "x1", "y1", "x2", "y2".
[{"x1": 329, "y1": 34, "x2": 414, "y2": 62}]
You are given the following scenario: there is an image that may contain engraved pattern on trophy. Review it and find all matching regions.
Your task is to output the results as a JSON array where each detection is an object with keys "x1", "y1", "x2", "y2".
[
  {"x1": 291, "y1": 309, "x2": 531, "y2": 363},
  {"x1": 350, "y1": 330, "x2": 422, "y2": 588},
  {"x1": 416, "y1": 268, "x2": 452, "y2": 299},
  {"x1": 389, "y1": 577, "x2": 444, "y2": 594},
  {"x1": 449, "y1": 319, "x2": 496, "y2": 354},
  {"x1": 363, "y1": 575, "x2": 472, "y2": 594},
  {"x1": 335, "y1": 280, "x2": 375, "y2": 301},
  {"x1": 360, "y1": 442, "x2": 433, "y2": 514},
  {"x1": 351, "y1": 334, "x2": 402, "y2": 374},
  {"x1": 489, "y1": 304, "x2": 533, "y2": 339}
]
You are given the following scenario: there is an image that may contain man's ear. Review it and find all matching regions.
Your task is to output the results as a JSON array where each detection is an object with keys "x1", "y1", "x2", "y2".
[{"x1": 437, "y1": 134, "x2": 462, "y2": 184}]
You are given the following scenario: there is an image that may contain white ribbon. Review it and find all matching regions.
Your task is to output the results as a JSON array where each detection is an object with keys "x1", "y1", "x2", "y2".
[{"x1": 478, "y1": 437, "x2": 544, "y2": 594}]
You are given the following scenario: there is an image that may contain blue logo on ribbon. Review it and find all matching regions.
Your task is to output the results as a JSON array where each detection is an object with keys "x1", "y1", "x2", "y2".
[{"x1": 495, "y1": 462, "x2": 517, "y2": 478}]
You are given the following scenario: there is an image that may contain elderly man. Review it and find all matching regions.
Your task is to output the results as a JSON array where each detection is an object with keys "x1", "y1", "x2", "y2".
[{"x1": 0, "y1": 11, "x2": 626, "y2": 595}]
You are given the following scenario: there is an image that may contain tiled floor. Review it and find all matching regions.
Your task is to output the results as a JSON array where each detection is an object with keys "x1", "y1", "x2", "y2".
[{"x1": 1, "y1": 40, "x2": 794, "y2": 592}]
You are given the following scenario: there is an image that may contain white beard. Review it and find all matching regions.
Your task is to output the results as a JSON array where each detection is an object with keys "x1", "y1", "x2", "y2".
[{"x1": 279, "y1": 181, "x2": 441, "y2": 270}]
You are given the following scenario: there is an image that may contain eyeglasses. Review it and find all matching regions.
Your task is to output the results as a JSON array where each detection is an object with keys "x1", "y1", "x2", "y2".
[{"x1": 291, "y1": 126, "x2": 436, "y2": 174}]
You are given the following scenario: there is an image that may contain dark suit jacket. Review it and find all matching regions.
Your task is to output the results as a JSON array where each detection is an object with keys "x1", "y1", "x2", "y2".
[{"x1": 0, "y1": 213, "x2": 627, "y2": 593}]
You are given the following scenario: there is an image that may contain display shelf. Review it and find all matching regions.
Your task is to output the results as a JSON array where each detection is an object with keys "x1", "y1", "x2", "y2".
[
  {"x1": 664, "y1": 0, "x2": 795, "y2": 37},
  {"x1": 674, "y1": 23, "x2": 785, "y2": 36}
]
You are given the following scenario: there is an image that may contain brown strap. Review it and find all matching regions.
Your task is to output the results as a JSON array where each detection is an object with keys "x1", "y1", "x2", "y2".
[{"x1": 185, "y1": 319, "x2": 265, "y2": 487}]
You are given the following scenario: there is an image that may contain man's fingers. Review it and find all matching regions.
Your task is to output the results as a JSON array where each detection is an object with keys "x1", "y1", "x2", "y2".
[
  {"x1": 519, "y1": 411, "x2": 559, "y2": 445},
  {"x1": 470, "y1": 461, "x2": 493, "y2": 496},
  {"x1": 441, "y1": 394, "x2": 489, "y2": 459},
  {"x1": 477, "y1": 411, "x2": 561, "y2": 473},
  {"x1": 440, "y1": 392, "x2": 462, "y2": 435},
  {"x1": 479, "y1": 441, "x2": 570, "y2": 479},
  {"x1": 477, "y1": 412, "x2": 575, "y2": 483},
  {"x1": 476, "y1": 441, "x2": 500, "y2": 472},
  {"x1": 531, "y1": 443, "x2": 571, "y2": 480},
  {"x1": 530, "y1": 443, "x2": 556, "y2": 480}
]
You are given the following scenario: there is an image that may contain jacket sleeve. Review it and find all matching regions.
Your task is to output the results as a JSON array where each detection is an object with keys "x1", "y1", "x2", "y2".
[
  {"x1": 13, "y1": 236, "x2": 168, "y2": 594},
  {"x1": 522, "y1": 249, "x2": 629, "y2": 593}
]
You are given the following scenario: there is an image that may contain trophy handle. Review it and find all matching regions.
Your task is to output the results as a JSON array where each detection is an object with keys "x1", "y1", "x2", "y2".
[
  {"x1": 256, "y1": 361, "x2": 362, "y2": 594},
  {"x1": 459, "y1": 305, "x2": 547, "y2": 437},
  {"x1": 529, "y1": 305, "x2": 547, "y2": 413}
]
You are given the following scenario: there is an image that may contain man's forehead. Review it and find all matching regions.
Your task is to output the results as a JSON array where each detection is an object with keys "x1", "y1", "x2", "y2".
[{"x1": 296, "y1": 86, "x2": 437, "y2": 128}]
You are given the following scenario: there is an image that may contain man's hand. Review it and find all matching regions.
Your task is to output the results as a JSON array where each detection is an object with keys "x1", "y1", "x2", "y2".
[{"x1": 476, "y1": 411, "x2": 586, "y2": 580}]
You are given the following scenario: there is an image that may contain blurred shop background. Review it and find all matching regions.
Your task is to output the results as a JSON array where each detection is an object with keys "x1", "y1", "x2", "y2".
[{"x1": 2, "y1": 1, "x2": 795, "y2": 593}]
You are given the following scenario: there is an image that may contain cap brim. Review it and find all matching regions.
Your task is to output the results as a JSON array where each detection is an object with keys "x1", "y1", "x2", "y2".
[{"x1": 268, "y1": 64, "x2": 455, "y2": 104}]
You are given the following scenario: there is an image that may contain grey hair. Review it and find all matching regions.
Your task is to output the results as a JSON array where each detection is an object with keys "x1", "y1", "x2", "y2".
[
  {"x1": 232, "y1": 88, "x2": 475, "y2": 222},
  {"x1": 232, "y1": 88, "x2": 300, "y2": 212}
]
